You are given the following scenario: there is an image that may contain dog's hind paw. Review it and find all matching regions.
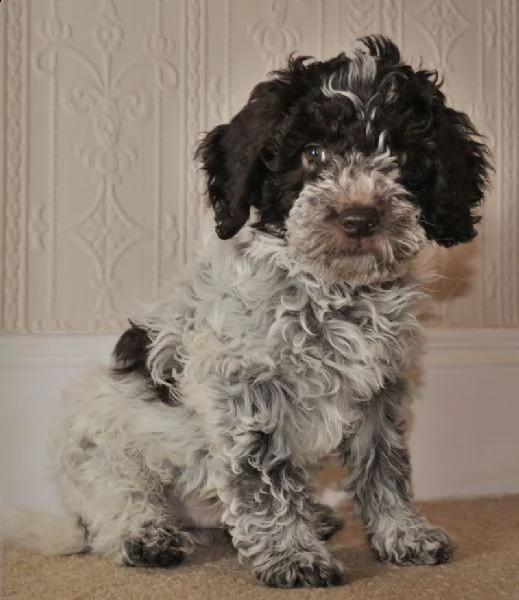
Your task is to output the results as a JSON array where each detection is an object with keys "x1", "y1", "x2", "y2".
[
  {"x1": 312, "y1": 502, "x2": 344, "y2": 541},
  {"x1": 122, "y1": 526, "x2": 191, "y2": 568}
]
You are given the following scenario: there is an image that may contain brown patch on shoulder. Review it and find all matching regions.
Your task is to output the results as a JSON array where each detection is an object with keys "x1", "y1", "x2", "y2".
[{"x1": 112, "y1": 322, "x2": 179, "y2": 406}]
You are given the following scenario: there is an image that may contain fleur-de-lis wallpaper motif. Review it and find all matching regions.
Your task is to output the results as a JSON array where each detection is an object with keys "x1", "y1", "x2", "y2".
[
  {"x1": 412, "y1": 0, "x2": 471, "y2": 71},
  {"x1": 499, "y1": 0, "x2": 518, "y2": 325},
  {"x1": 29, "y1": 205, "x2": 50, "y2": 252},
  {"x1": 161, "y1": 214, "x2": 180, "y2": 259},
  {"x1": 381, "y1": 0, "x2": 401, "y2": 44},
  {"x1": 251, "y1": 0, "x2": 302, "y2": 70},
  {"x1": 94, "y1": 1, "x2": 124, "y2": 55},
  {"x1": 483, "y1": 8, "x2": 497, "y2": 51},
  {"x1": 4, "y1": 0, "x2": 26, "y2": 331},
  {"x1": 207, "y1": 76, "x2": 227, "y2": 125},
  {"x1": 38, "y1": 6, "x2": 71, "y2": 44},
  {"x1": 30, "y1": 0, "x2": 178, "y2": 331},
  {"x1": 1, "y1": 0, "x2": 518, "y2": 331},
  {"x1": 340, "y1": 0, "x2": 377, "y2": 43}
]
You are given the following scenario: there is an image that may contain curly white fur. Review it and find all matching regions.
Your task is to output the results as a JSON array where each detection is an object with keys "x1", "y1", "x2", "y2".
[{"x1": 3, "y1": 217, "x2": 452, "y2": 581}]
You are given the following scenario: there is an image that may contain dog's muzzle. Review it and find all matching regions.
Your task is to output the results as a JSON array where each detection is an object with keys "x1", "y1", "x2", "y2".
[{"x1": 339, "y1": 206, "x2": 381, "y2": 238}]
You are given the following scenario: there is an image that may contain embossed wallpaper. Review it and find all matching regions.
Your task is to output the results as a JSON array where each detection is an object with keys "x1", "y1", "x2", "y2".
[{"x1": 1, "y1": 0, "x2": 517, "y2": 332}]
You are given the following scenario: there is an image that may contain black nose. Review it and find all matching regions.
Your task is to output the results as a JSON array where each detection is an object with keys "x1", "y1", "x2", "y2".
[{"x1": 339, "y1": 207, "x2": 380, "y2": 238}]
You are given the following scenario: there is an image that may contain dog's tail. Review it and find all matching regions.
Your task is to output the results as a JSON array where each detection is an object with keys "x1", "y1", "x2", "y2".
[{"x1": 1, "y1": 509, "x2": 89, "y2": 555}]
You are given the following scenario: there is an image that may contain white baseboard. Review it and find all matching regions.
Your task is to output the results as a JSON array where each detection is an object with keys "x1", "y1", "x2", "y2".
[{"x1": 1, "y1": 329, "x2": 518, "y2": 509}]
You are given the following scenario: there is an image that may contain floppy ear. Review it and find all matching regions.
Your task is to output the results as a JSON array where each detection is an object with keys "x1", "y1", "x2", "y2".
[
  {"x1": 196, "y1": 71, "x2": 300, "y2": 239},
  {"x1": 417, "y1": 86, "x2": 492, "y2": 247}
]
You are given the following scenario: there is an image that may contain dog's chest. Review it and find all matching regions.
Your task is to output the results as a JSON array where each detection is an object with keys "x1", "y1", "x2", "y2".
[
  {"x1": 272, "y1": 280, "x2": 419, "y2": 403},
  {"x1": 266, "y1": 281, "x2": 420, "y2": 460}
]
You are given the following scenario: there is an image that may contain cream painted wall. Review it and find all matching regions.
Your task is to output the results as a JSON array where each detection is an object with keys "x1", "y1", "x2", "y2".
[{"x1": 1, "y1": 0, "x2": 518, "y2": 332}]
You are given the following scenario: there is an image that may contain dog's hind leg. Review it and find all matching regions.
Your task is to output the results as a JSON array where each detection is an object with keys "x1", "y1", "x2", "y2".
[
  {"x1": 311, "y1": 501, "x2": 344, "y2": 541},
  {"x1": 118, "y1": 518, "x2": 193, "y2": 568},
  {"x1": 51, "y1": 368, "x2": 195, "y2": 568},
  {"x1": 55, "y1": 439, "x2": 195, "y2": 568}
]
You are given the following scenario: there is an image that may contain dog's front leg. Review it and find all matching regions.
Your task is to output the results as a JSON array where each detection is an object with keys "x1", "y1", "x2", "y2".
[
  {"x1": 342, "y1": 378, "x2": 454, "y2": 565},
  {"x1": 215, "y1": 378, "x2": 344, "y2": 588}
]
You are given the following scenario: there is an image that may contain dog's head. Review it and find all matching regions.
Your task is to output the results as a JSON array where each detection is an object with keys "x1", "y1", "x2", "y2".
[{"x1": 196, "y1": 35, "x2": 491, "y2": 285}]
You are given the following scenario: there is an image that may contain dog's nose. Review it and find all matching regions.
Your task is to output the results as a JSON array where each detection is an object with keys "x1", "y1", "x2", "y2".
[{"x1": 339, "y1": 207, "x2": 380, "y2": 238}]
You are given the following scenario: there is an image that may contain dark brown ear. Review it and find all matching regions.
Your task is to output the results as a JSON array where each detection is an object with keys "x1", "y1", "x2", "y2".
[
  {"x1": 383, "y1": 67, "x2": 492, "y2": 247},
  {"x1": 357, "y1": 35, "x2": 492, "y2": 246},
  {"x1": 419, "y1": 100, "x2": 492, "y2": 246},
  {"x1": 195, "y1": 59, "x2": 308, "y2": 239}
]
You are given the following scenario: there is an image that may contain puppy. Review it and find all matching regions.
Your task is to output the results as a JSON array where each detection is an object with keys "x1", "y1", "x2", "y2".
[{"x1": 3, "y1": 36, "x2": 490, "y2": 588}]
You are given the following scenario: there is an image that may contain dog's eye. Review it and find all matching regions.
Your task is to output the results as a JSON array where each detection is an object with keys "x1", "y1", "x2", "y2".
[{"x1": 302, "y1": 145, "x2": 329, "y2": 168}]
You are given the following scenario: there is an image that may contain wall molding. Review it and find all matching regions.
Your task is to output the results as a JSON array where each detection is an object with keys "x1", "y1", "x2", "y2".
[
  {"x1": 1, "y1": 328, "x2": 518, "y2": 508},
  {"x1": 424, "y1": 328, "x2": 519, "y2": 367},
  {"x1": 0, "y1": 333, "x2": 117, "y2": 369},
  {"x1": 1, "y1": 328, "x2": 518, "y2": 369}
]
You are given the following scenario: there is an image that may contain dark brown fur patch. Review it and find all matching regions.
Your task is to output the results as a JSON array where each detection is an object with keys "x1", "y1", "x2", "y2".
[{"x1": 112, "y1": 322, "x2": 178, "y2": 406}]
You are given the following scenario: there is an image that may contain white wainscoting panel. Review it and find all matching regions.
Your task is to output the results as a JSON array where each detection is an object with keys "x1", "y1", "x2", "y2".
[{"x1": 1, "y1": 329, "x2": 518, "y2": 510}]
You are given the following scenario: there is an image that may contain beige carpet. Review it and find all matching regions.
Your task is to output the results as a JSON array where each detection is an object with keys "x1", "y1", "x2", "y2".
[{"x1": 3, "y1": 495, "x2": 519, "y2": 600}]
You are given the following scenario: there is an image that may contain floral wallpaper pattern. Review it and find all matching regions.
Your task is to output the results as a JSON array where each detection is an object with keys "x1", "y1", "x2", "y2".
[{"x1": 1, "y1": 0, "x2": 517, "y2": 331}]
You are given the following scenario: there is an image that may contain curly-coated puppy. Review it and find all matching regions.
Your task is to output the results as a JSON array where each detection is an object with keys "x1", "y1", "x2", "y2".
[{"x1": 3, "y1": 36, "x2": 490, "y2": 588}]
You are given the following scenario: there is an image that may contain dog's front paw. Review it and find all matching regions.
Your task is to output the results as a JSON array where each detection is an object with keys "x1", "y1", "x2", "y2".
[
  {"x1": 256, "y1": 553, "x2": 345, "y2": 588},
  {"x1": 371, "y1": 520, "x2": 454, "y2": 566}
]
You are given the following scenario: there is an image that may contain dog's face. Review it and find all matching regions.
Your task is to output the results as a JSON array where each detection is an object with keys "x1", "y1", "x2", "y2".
[{"x1": 196, "y1": 36, "x2": 490, "y2": 285}]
